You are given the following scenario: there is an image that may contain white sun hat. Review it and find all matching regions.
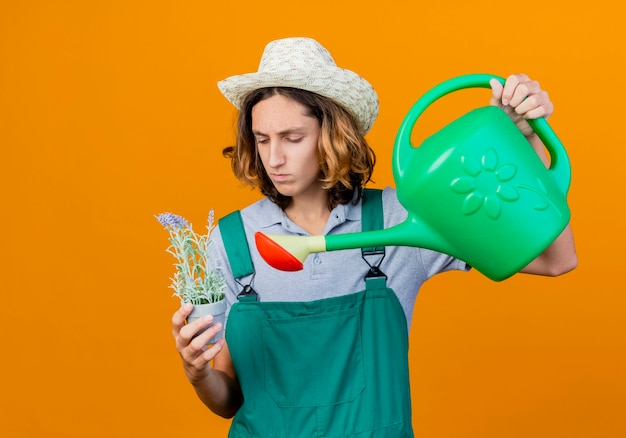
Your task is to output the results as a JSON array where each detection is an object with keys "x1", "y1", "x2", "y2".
[{"x1": 217, "y1": 37, "x2": 379, "y2": 135}]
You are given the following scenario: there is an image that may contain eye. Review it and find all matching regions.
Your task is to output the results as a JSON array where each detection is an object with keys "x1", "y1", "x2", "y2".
[
  {"x1": 255, "y1": 137, "x2": 269, "y2": 145},
  {"x1": 286, "y1": 137, "x2": 303, "y2": 143}
]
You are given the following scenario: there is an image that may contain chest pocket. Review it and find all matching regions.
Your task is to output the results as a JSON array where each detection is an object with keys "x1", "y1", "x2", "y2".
[{"x1": 261, "y1": 299, "x2": 366, "y2": 407}]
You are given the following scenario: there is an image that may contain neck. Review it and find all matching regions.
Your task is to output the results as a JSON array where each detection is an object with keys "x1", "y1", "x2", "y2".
[{"x1": 285, "y1": 191, "x2": 330, "y2": 235}]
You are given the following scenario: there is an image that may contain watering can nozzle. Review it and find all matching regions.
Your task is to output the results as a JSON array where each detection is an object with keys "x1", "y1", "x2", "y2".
[{"x1": 255, "y1": 232, "x2": 328, "y2": 271}]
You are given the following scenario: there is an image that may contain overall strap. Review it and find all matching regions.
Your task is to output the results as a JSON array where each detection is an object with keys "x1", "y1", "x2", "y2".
[
  {"x1": 361, "y1": 188, "x2": 384, "y2": 253},
  {"x1": 218, "y1": 211, "x2": 254, "y2": 279},
  {"x1": 218, "y1": 211, "x2": 258, "y2": 300},
  {"x1": 360, "y1": 188, "x2": 387, "y2": 289}
]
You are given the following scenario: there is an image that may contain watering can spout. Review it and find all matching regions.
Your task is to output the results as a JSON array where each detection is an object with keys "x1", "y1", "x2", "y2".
[
  {"x1": 325, "y1": 217, "x2": 448, "y2": 254},
  {"x1": 256, "y1": 218, "x2": 452, "y2": 273}
]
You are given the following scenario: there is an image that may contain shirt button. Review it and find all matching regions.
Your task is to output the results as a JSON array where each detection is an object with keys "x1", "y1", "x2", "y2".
[{"x1": 314, "y1": 257, "x2": 322, "y2": 265}]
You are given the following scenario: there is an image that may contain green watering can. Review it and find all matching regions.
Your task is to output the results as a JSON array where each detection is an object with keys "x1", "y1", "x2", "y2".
[{"x1": 255, "y1": 74, "x2": 571, "y2": 281}]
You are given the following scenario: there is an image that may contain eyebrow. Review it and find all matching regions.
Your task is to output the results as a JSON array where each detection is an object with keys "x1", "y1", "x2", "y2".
[{"x1": 252, "y1": 127, "x2": 307, "y2": 137}]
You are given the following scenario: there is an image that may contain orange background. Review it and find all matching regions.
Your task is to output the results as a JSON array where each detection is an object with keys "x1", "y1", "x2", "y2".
[{"x1": 1, "y1": 1, "x2": 624, "y2": 437}]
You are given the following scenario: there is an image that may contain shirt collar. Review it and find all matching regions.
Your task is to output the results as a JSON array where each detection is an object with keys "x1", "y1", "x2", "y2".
[{"x1": 256, "y1": 196, "x2": 362, "y2": 232}]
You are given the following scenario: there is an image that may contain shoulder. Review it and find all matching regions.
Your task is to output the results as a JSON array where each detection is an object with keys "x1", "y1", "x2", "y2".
[
  {"x1": 213, "y1": 197, "x2": 282, "y2": 249},
  {"x1": 240, "y1": 198, "x2": 282, "y2": 227},
  {"x1": 218, "y1": 197, "x2": 282, "y2": 231},
  {"x1": 379, "y1": 186, "x2": 408, "y2": 227}
]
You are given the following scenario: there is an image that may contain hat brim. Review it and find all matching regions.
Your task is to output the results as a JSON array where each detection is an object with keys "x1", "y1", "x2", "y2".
[{"x1": 217, "y1": 67, "x2": 379, "y2": 135}]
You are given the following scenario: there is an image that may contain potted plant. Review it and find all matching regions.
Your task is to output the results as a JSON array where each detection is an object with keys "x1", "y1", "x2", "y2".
[{"x1": 155, "y1": 210, "x2": 226, "y2": 345}]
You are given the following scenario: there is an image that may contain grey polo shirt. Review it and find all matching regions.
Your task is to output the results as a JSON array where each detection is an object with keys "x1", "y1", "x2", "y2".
[{"x1": 210, "y1": 187, "x2": 469, "y2": 330}]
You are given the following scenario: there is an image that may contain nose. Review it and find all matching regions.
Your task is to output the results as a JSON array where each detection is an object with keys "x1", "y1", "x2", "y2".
[{"x1": 266, "y1": 140, "x2": 285, "y2": 169}]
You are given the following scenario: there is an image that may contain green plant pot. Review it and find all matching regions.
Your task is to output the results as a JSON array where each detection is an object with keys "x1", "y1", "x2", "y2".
[{"x1": 186, "y1": 299, "x2": 226, "y2": 346}]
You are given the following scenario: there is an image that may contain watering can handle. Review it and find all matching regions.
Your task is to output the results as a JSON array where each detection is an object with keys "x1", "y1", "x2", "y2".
[{"x1": 394, "y1": 74, "x2": 571, "y2": 195}]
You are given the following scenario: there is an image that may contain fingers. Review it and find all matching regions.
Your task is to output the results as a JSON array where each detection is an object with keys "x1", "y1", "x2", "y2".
[
  {"x1": 500, "y1": 73, "x2": 530, "y2": 106},
  {"x1": 185, "y1": 337, "x2": 226, "y2": 373},
  {"x1": 177, "y1": 312, "x2": 218, "y2": 348},
  {"x1": 512, "y1": 91, "x2": 552, "y2": 119},
  {"x1": 172, "y1": 302, "x2": 193, "y2": 337},
  {"x1": 173, "y1": 305, "x2": 224, "y2": 360},
  {"x1": 171, "y1": 304, "x2": 228, "y2": 385},
  {"x1": 489, "y1": 78, "x2": 504, "y2": 104},
  {"x1": 186, "y1": 317, "x2": 223, "y2": 352},
  {"x1": 497, "y1": 74, "x2": 553, "y2": 120}
]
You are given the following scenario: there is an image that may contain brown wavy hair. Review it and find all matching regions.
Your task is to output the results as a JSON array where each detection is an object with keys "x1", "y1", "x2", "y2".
[{"x1": 222, "y1": 87, "x2": 376, "y2": 210}]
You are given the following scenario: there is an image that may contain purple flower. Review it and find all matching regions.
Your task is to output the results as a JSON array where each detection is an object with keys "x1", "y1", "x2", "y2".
[{"x1": 156, "y1": 212, "x2": 189, "y2": 229}]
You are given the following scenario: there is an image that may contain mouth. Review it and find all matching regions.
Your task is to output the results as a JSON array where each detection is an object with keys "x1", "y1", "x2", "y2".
[{"x1": 271, "y1": 173, "x2": 290, "y2": 183}]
